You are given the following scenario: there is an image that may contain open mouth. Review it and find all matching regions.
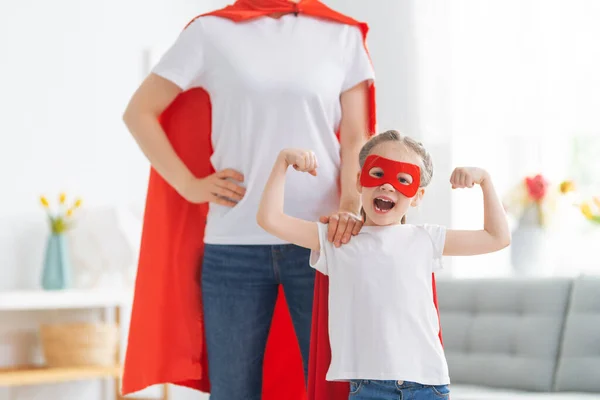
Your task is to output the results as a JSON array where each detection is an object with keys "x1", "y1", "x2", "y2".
[{"x1": 373, "y1": 196, "x2": 396, "y2": 213}]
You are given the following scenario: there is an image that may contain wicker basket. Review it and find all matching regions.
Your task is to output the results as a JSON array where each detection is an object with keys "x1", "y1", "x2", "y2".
[{"x1": 40, "y1": 322, "x2": 119, "y2": 367}]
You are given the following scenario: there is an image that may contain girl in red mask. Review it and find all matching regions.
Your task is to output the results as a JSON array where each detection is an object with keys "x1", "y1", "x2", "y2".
[{"x1": 257, "y1": 130, "x2": 511, "y2": 400}]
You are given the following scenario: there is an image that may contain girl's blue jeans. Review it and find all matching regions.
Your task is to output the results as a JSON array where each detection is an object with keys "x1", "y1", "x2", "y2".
[{"x1": 349, "y1": 379, "x2": 450, "y2": 400}]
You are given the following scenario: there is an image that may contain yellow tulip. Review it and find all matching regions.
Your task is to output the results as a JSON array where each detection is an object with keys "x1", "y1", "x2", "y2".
[
  {"x1": 66, "y1": 208, "x2": 74, "y2": 217},
  {"x1": 74, "y1": 198, "x2": 83, "y2": 209},
  {"x1": 59, "y1": 192, "x2": 67, "y2": 204},
  {"x1": 580, "y1": 202, "x2": 594, "y2": 219},
  {"x1": 40, "y1": 196, "x2": 50, "y2": 208},
  {"x1": 559, "y1": 180, "x2": 575, "y2": 194}
]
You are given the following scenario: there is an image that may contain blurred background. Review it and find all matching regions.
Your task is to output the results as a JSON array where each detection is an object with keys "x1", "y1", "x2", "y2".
[{"x1": 1, "y1": 0, "x2": 599, "y2": 399}]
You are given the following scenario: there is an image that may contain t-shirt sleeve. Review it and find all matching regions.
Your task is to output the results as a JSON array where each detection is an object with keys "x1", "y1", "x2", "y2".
[
  {"x1": 309, "y1": 222, "x2": 330, "y2": 275},
  {"x1": 151, "y1": 19, "x2": 205, "y2": 91},
  {"x1": 341, "y1": 26, "x2": 375, "y2": 93},
  {"x1": 421, "y1": 224, "x2": 447, "y2": 272}
]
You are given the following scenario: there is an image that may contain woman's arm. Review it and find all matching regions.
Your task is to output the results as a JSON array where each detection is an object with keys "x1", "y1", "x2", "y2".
[
  {"x1": 443, "y1": 167, "x2": 511, "y2": 256},
  {"x1": 123, "y1": 74, "x2": 190, "y2": 192},
  {"x1": 257, "y1": 149, "x2": 320, "y2": 251},
  {"x1": 320, "y1": 81, "x2": 370, "y2": 247},
  {"x1": 339, "y1": 81, "x2": 370, "y2": 214},
  {"x1": 122, "y1": 73, "x2": 245, "y2": 206}
]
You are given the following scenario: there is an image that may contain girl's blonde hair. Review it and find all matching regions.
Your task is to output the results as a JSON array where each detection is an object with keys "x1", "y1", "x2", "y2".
[{"x1": 358, "y1": 130, "x2": 434, "y2": 223}]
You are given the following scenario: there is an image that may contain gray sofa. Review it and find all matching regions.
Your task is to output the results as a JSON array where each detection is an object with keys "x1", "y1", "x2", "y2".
[{"x1": 437, "y1": 275, "x2": 600, "y2": 400}]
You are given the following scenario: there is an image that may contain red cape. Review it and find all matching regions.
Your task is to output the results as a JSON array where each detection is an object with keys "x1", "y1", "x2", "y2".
[{"x1": 122, "y1": 1, "x2": 443, "y2": 399}]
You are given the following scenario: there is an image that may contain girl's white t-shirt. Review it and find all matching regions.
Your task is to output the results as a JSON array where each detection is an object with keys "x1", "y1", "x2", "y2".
[
  {"x1": 310, "y1": 222, "x2": 451, "y2": 385},
  {"x1": 151, "y1": 15, "x2": 375, "y2": 245}
]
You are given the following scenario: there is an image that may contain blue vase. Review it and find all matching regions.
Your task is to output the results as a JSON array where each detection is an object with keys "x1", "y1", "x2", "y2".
[{"x1": 41, "y1": 233, "x2": 72, "y2": 290}]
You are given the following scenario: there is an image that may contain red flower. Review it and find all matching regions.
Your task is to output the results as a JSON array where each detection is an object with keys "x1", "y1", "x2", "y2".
[{"x1": 525, "y1": 174, "x2": 548, "y2": 202}]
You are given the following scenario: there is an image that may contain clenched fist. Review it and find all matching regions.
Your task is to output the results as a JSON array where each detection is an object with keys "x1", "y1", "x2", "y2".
[
  {"x1": 450, "y1": 167, "x2": 489, "y2": 189},
  {"x1": 281, "y1": 148, "x2": 318, "y2": 176}
]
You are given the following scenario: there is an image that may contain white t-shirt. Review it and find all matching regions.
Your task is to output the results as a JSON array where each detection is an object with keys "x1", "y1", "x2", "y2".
[
  {"x1": 152, "y1": 15, "x2": 375, "y2": 245},
  {"x1": 310, "y1": 222, "x2": 450, "y2": 385}
]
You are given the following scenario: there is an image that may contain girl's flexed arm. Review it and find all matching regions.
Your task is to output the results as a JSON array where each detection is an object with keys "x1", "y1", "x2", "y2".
[
  {"x1": 257, "y1": 149, "x2": 321, "y2": 251},
  {"x1": 443, "y1": 167, "x2": 511, "y2": 256}
]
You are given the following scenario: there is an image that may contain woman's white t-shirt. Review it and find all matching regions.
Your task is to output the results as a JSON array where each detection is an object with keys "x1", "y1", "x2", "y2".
[
  {"x1": 310, "y1": 222, "x2": 451, "y2": 385},
  {"x1": 152, "y1": 15, "x2": 375, "y2": 245}
]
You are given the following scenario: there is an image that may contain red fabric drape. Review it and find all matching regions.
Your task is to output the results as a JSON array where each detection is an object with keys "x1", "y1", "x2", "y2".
[{"x1": 122, "y1": 1, "x2": 442, "y2": 399}]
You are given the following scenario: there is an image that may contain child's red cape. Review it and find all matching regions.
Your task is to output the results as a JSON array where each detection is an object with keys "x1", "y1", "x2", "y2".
[{"x1": 121, "y1": 1, "x2": 443, "y2": 399}]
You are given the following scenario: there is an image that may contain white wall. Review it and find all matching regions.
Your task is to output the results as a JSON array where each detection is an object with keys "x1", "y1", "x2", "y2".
[
  {"x1": 0, "y1": 0, "x2": 219, "y2": 399},
  {"x1": 0, "y1": 1, "x2": 453, "y2": 399}
]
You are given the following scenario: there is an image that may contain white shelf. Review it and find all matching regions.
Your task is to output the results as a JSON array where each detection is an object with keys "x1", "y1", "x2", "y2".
[
  {"x1": 0, "y1": 365, "x2": 122, "y2": 387},
  {"x1": 0, "y1": 289, "x2": 133, "y2": 311}
]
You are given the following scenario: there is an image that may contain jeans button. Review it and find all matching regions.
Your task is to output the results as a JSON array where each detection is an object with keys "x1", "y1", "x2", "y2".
[{"x1": 397, "y1": 380, "x2": 404, "y2": 385}]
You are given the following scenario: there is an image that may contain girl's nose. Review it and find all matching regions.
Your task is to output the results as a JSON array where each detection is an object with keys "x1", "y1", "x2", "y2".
[{"x1": 380, "y1": 183, "x2": 395, "y2": 192}]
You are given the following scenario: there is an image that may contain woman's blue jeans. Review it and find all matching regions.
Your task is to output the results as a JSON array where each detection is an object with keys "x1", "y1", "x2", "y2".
[{"x1": 201, "y1": 243, "x2": 315, "y2": 399}]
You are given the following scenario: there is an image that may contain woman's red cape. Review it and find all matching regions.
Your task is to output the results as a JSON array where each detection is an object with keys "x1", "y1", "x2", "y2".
[{"x1": 121, "y1": 1, "x2": 443, "y2": 398}]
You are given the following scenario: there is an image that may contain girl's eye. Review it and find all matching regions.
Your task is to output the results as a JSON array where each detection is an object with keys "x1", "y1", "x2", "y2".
[
  {"x1": 369, "y1": 168, "x2": 384, "y2": 178},
  {"x1": 397, "y1": 174, "x2": 413, "y2": 185}
]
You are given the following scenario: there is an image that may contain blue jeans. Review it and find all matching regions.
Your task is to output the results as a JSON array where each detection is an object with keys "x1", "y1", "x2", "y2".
[
  {"x1": 349, "y1": 380, "x2": 450, "y2": 400},
  {"x1": 201, "y1": 244, "x2": 315, "y2": 400}
]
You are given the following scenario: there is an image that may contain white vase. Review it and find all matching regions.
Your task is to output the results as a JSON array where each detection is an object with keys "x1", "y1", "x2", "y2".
[
  {"x1": 510, "y1": 205, "x2": 547, "y2": 276},
  {"x1": 66, "y1": 205, "x2": 142, "y2": 289}
]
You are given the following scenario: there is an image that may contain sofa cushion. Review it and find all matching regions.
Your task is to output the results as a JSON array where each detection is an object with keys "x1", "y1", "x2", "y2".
[
  {"x1": 437, "y1": 278, "x2": 572, "y2": 392},
  {"x1": 554, "y1": 275, "x2": 600, "y2": 393}
]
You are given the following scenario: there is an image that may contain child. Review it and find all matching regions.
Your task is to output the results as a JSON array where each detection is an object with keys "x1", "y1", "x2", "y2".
[{"x1": 257, "y1": 130, "x2": 511, "y2": 400}]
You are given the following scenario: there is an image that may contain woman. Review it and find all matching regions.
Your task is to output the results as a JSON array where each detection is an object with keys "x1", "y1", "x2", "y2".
[{"x1": 120, "y1": 1, "x2": 438, "y2": 400}]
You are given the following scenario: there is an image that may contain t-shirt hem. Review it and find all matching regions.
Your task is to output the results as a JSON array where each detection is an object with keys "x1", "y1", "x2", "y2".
[
  {"x1": 151, "y1": 69, "x2": 190, "y2": 91},
  {"x1": 308, "y1": 222, "x2": 329, "y2": 275},
  {"x1": 204, "y1": 235, "x2": 290, "y2": 246},
  {"x1": 326, "y1": 372, "x2": 450, "y2": 386},
  {"x1": 341, "y1": 76, "x2": 375, "y2": 94}
]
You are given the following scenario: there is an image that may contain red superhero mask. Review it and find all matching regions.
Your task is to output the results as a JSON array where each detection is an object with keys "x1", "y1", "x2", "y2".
[{"x1": 360, "y1": 155, "x2": 421, "y2": 197}]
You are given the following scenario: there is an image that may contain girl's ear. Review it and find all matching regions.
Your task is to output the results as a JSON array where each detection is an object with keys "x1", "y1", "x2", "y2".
[
  {"x1": 356, "y1": 172, "x2": 363, "y2": 194},
  {"x1": 410, "y1": 188, "x2": 426, "y2": 207}
]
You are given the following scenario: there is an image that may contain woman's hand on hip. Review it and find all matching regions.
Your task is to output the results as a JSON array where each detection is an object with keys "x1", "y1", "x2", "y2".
[
  {"x1": 180, "y1": 168, "x2": 246, "y2": 207},
  {"x1": 319, "y1": 210, "x2": 363, "y2": 248}
]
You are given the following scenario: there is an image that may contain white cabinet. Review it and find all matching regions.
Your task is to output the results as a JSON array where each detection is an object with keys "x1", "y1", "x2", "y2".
[{"x1": 0, "y1": 290, "x2": 168, "y2": 400}]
